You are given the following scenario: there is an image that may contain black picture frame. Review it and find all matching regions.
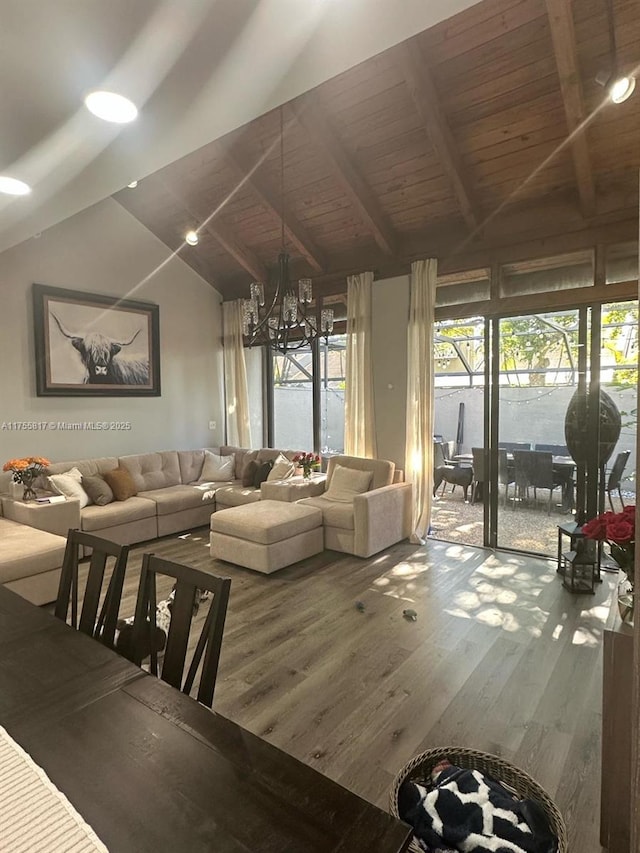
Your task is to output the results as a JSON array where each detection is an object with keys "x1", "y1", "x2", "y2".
[{"x1": 33, "y1": 283, "x2": 161, "y2": 397}]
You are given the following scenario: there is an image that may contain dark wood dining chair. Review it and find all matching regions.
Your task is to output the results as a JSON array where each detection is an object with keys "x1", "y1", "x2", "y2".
[
  {"x1": 129, "y1": 554, "x2": 231, "y2": 708},
  {"x1": 54, "y1": 529, "x2": 129, "y2": 649}
]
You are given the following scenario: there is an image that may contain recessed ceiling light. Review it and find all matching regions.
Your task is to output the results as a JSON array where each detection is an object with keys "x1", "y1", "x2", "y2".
[
  {"x1": 0, "y1": 176, "x2": 31, "y2": 196},
  {"x1": 610, "y1": 75, "x2": 636, "y2": 103},
  {"x1": 84, "y1": 90, "x2": 138, "y2": 124},
  {"x1": 185, "y1": 230, "x2": 199, "y2": 246},
  {"x1": 127, "y1": 180, "x2": 138, "y2": 189}
]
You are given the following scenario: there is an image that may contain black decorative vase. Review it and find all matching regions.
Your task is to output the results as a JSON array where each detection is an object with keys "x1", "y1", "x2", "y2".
[{"x1": 564, "y1": 388, "x2": 621, "y2": 468}]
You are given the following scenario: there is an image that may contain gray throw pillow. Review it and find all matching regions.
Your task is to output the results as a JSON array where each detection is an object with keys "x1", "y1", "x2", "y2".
[
  {"x1": 82, "y1": 474, "x2": 114, "y2": 506},
  {"x1": 253, "y1": 460, "x2": 274, "y2": 488},
  {"x1": 242, "y1": 460, "x2": 259, "y2": 487}
]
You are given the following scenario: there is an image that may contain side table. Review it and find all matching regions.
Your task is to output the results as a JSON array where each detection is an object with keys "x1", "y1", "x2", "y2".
[
  {"x1": 260, "y1": 474, "x2": 327, "y2": 502},
  {"x1": 1, "y1": 496, "x2": 81, "y2": 536}
]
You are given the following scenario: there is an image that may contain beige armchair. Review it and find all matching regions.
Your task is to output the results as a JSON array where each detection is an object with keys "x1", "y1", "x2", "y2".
[{"x1": 298, "y1": 455, "x2": 412, "y2": 558}]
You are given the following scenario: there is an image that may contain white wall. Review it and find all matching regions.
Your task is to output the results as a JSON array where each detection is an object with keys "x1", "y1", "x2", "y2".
[{"x1": 0, "y1": 197, "x2": 224, "y2": 464}]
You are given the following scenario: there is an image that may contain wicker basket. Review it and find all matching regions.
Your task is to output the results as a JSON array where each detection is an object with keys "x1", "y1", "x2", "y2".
[{"x1": 390, "y1": 747, "x2": 567, "y2": 853}]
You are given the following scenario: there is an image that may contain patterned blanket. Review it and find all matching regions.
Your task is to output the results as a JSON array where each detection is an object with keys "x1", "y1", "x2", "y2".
[{"x1": 398, "y1": 761, "x2": 557, "y2": 853}]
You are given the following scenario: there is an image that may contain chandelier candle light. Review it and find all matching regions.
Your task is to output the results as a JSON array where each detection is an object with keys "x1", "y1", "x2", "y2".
[{"x1": 242, "y1": 107, "x2": 333, "y2": 353}]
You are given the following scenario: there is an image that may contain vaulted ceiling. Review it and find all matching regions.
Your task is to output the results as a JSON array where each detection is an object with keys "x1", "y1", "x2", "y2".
[{"x1": 114, "y1": 0, "x2": 640, "y2": 300}]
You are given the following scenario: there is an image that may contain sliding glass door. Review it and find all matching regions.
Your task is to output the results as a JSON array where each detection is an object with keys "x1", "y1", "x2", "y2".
[{"x1": 431, "y1": 300, "x2": 637, "y2": 559}]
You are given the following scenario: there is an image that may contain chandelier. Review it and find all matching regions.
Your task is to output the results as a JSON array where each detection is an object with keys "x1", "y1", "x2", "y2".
[{"x1": 242, "y1": 107, "x2": 333, "y2": 354}]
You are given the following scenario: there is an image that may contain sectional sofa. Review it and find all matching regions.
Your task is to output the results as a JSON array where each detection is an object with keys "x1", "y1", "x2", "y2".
[
  {"x1": 0, "y1": 445, "x2": 412, "y2": 604},
  {"x1": 0, "y1": 446, "x2": 301, "y2": 603},
  {"x1": 0, "y1": 446, "x2": 301, "y2": 545}
]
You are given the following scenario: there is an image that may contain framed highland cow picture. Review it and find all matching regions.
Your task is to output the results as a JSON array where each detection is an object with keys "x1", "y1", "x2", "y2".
[{"x1": 33, "y1": 283, "x2": 161, "y2": 396}]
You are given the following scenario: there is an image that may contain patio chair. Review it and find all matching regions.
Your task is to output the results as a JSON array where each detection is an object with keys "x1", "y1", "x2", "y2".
[
  {"x1": 433, "y1": 441, "x2": 472, "y2": 500},
  {"x1": 606, "y1": 450, "x2": 630, "y2": 511},
  {"x1": 498, "y1": 448, "x2": 515, "y2": 505},
  {"x1": 527, "y1": 450, "x2": 564, "y2": 514},
  {"x1": 470, "y1": 447, "x2": 484, "y2": 504},
  {"x1": 512, "y1": 450, "x2": 535, "y2": 508}
]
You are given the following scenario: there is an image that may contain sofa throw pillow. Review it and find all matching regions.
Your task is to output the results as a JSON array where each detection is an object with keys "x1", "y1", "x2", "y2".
[
  {"x1": 239, "y1": 450, "x2": 258, "y2": 480},
  {"x1": 253, "y1": 460, "x2": 274, "y2": 488},
  {"x1": 103, "y1": 467, "x2": 138, "y2": 501},
  {"x1": 200, "y1": 450, "x2": 235, "y2": 482},
  {"x1": 242, "y1": 460, "x2": 259, "y2": 487},
  {"x1": 47, "y1": 467, "x2": 91, "y2": 509},
  {"x1": 266, "y1": 453, "x2": 296, "y2": 482},
  {"x1": 82, "y1": 474, "x2": 114, "y2": 506},
  {"x1": 325, "y1": 465, "x2": 373, "y2": 503}
]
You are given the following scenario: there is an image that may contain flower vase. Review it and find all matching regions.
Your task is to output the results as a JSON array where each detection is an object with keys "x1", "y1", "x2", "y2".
[
  {"x1": 20, "y1": 470, "x2": 38, "y2": 501},
  {"x1": 617, "y1": 574, "x2": 634, "y2": 625},
  {"x1": 302, "y1": 468, "x2": 311, "y2": 481}
]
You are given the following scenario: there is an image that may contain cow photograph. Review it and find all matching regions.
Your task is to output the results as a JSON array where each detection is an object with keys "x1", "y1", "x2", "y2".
[{"x1": 33, "y1": 284, "x2": 160, "y2": 396}]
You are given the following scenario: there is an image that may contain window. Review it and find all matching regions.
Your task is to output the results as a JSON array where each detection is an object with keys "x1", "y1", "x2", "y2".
[
  {"x1": 272, "y1": 347, "x2": 314, "y2": 451},
  {"x1": 320, "y1": 335, "x2": 346, "y2": 453}
]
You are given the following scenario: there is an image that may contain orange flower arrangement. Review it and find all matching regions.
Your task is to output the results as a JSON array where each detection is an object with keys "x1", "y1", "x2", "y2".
[{"x1": 3, "y1": 456, "x2": 51, "y2": 500}]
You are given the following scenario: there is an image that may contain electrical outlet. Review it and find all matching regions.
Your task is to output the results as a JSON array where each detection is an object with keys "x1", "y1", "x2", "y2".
[{"x1": 208, "y1": 421, "x2": 216, "y2": 430}]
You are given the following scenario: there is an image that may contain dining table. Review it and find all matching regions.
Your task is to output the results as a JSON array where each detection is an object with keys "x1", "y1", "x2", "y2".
[
  {"x1": 452, "y1": 452, "x2": 576, "y2": 510},
  {"x1": 0, "y1": 585, "x2": 412, "y2": 852}
]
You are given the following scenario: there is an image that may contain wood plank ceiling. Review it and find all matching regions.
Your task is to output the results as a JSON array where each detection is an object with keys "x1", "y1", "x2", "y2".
[{"x1": 114, "y1": 0, "x2": 640, "y2": 300}]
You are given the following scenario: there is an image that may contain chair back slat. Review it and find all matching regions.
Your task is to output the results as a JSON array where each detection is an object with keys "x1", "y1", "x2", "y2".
[
  {"x1": 54, "y1": 529, "x2": 129, "y2": 649},
  {"x1": 78, "y1": 551, "x2": 108, "y2": 637},
  {"x1": 130, "y1": 554, "x2": 231, "y2": 708},
  {"x1": 162, "y1": 581, "x2": 198, "y2": 690}
]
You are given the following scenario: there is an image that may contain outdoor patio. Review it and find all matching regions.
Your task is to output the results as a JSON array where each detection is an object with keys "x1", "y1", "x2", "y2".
[{"x1": 430, "y1": 487, "x2": 631, "y2": 555}]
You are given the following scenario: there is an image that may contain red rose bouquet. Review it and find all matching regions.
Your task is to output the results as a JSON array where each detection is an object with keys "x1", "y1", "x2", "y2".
[
  {"x1": 293, "y1": 451, "x2": 321, "y2": 479},
  {"x1": 582, "y1": 505, "x2": 635, "y2": 588}
]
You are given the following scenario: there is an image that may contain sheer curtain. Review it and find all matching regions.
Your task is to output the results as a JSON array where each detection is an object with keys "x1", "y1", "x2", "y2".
[
  {"x1": 345, "y1": 271, "x2": 377, "y2": 458},
  {"x1": 222, "y1": 300, "x2": 252, "y2": 448},
  {"x1": 405, "y1": 259, "x2": 436, "y2": 544}
]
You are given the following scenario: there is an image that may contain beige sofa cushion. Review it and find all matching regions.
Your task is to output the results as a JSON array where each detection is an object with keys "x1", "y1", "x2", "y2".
[
  {"x1": 120, "y1": 452, "x2": 181, "y2": 491},
  {"x1": 214, "y1": 484, "x2": 262, "y2": 507},
  {"x1": 200, "y1": 450, "x2": 235, "y2": 482},
  {"x1": 325, "y1": 465, "x2": 372, "y2": 502},
  {"x1": 210, "y1": 500, "x2": 322, "y2": 544},
  {"x1": 0, "y1": 518, "x2": 66, "y2": 584},
  {"x1": 48, "y1": 467, "x2": 91, "y2": 508},
  {"x1": 138, "y1": 484, "x2": 217, "y2": 516},
  {"x1": 80, "y1": 496, "x2": 156, "y2": 532},
  {"x1": 178, "y1": 450, "x2": 205, "y2": 484},
  {"x1": 326, "y1": 455, "x2": 394, "y2": 490},
  {"x1": 298, "y1": 496, "x2": 355, "y2": 530}
]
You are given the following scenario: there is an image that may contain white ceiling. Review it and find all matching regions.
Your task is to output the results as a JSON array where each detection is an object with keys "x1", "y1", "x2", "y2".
[{"x1": 0, "y1": 0, "x2": 482, "y2": 254}]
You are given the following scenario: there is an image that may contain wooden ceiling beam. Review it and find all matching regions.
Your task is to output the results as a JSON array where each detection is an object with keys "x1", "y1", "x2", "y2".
[
  {"x1": 544, "y1": 0, "x2": 596, "y2": 218},
  {"x1": 291, "y1": 95, "x2": 398, "y2": 256},
  {"x1": 394, "y1": 40, "x2": 479, "y2": 232},
  {"x1": 160, "y1": 176, "x2": 268, "y2": 284},
  {"x1": 217, "y1": 144, "x2": 325, "y2": 273}
]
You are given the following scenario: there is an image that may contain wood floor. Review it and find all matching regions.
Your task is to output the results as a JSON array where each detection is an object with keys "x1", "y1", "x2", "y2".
[{"x1": 104, "y1": 529, "x2": 612, "y2": 851}]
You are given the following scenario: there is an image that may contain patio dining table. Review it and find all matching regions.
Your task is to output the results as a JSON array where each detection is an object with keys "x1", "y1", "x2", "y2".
[{"x1": 453, "y1": 453, "x2": 576, "y2": 511}]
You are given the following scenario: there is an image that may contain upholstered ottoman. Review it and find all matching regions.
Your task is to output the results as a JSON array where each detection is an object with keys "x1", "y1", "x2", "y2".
[{"x1": 210, "y1": 500, "x2": 323, "y2": 574}]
